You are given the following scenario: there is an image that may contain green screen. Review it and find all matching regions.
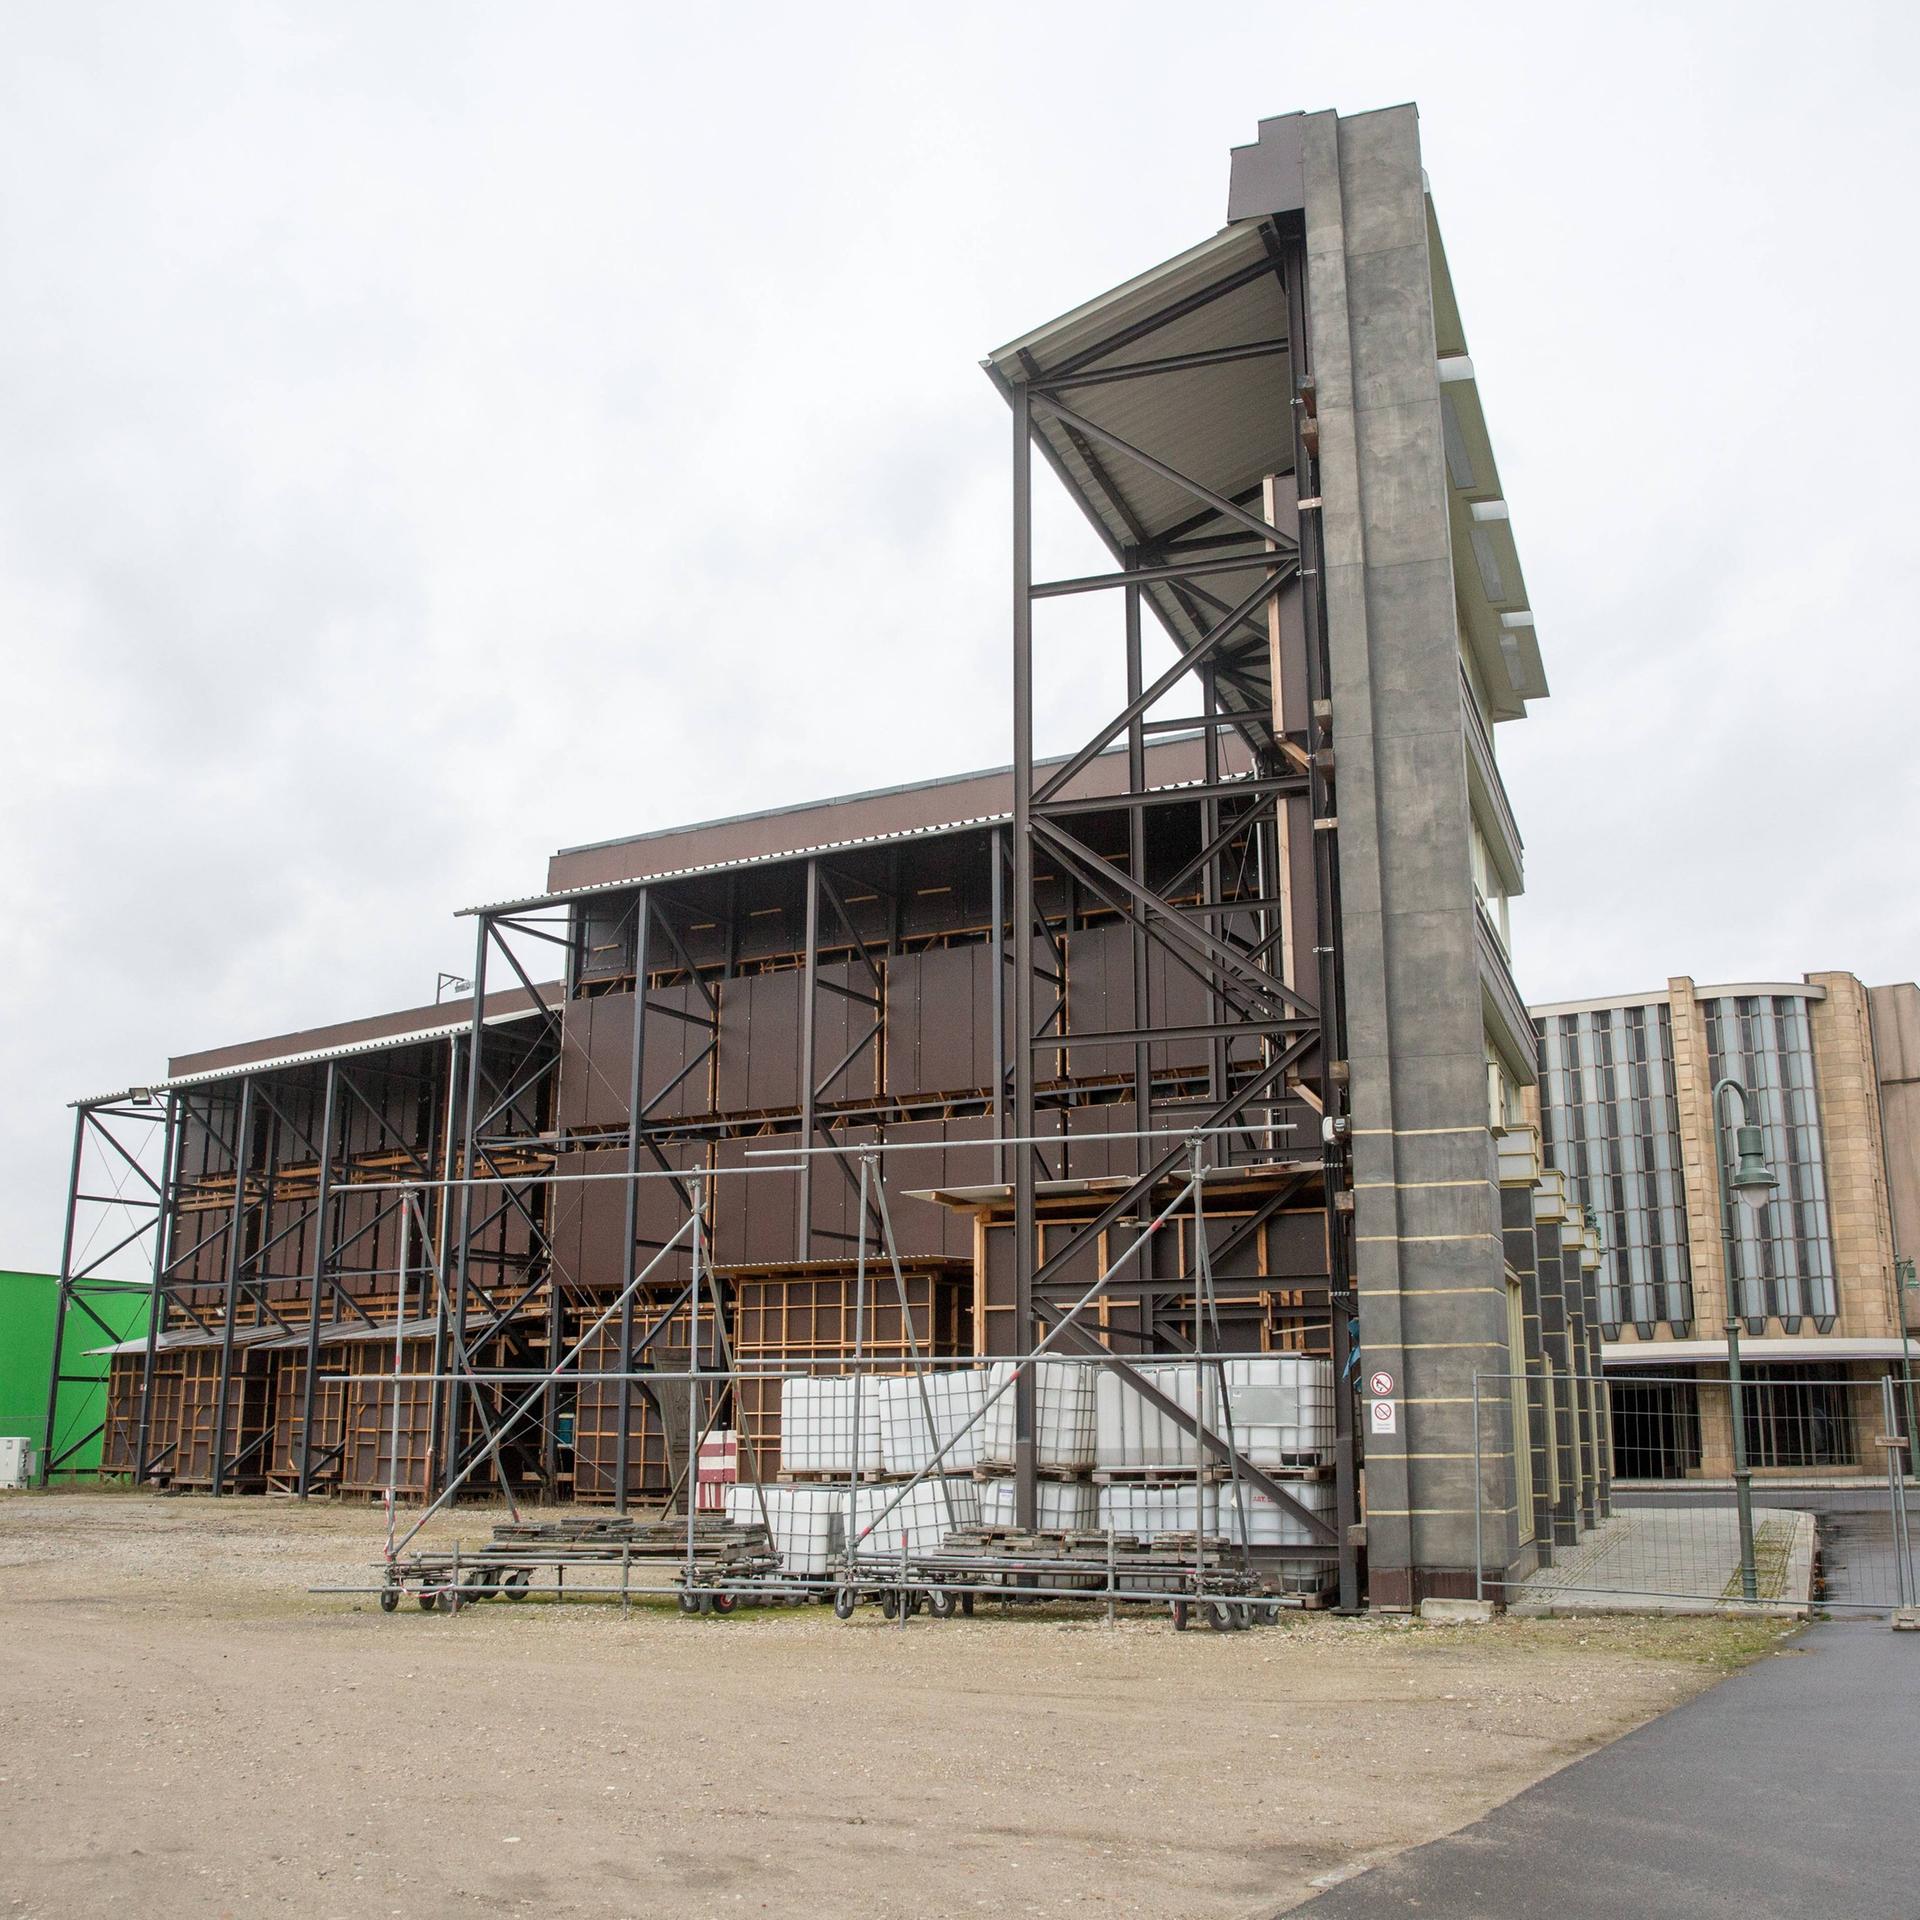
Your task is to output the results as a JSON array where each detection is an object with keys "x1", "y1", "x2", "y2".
[{"x1": 0, "y1": 1272, "x2": 151, "y2": 1476}]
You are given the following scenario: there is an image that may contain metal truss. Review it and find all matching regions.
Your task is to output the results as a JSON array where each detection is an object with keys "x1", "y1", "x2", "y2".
[
  {"x1": 1000, "y1": 218, "x2": 1359, "y2": 1599},
  {"x1": 39, "y1": 1095, "x2": 173, "y2": 1484},
  {"x1": 445, "y1": 908, "x2": 566, "y2": 1495}
]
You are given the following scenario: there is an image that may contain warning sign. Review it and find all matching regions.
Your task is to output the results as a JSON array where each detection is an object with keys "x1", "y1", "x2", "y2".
[
  {"x1": 1369, "y1": 1398, "x2": 1399, "y2": 1436},
  {"x1": 1368, "y1": 1369, "x2": 1396, "y2": 1398}
]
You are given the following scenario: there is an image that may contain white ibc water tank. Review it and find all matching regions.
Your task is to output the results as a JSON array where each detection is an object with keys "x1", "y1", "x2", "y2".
[
  {"x1": 726, "y1": 1483, "x2": 844, "y2": 1577},
  {"x1": 1219, "y1": 1357, "x2": 1334, "y2": 1463},
  {"x1": 1215, "y1": 1477, "x2": 1335, "y2": 1547},
  {"x1": 1094, "y1": 1357, "x2": 1334, "y2": 1471},
  {"x1": 977, "y1": 1475, "x2": 1097, "y2": 1532},
  {"x1": 1095, "y1": 1361, "x2": 1192, "y2": 1471},
  {"x1": 979, "y1": 1361, "x2": 1096, "y2": 1471},
  {"x1": 1097, "y1": 1480, "x2": 1221, "y2": 1539},
  {"x1": 846, "y1": 1475, "x2": 978, "y2": 1561},
  {"x1": 1216, "y1": 1479, "x2": 1338, "y2": 1593},
  {"x1": 875, "y1": 1370, "x2": 985, "y2": 1475},
  {"x1": 779, "y1": 1377, "x2": 884, "y2": 1476}
]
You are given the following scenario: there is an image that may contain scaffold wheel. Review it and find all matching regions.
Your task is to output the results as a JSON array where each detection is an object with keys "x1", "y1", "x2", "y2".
[
  {"x1": 711, "y1": 1590, "x2": 736, "y2": 1615},
  {"x1": 503, "y1": 1569, "x2": 531, "y2": 1602},
  {"x1": 416, "y1": 1591, "x2": 437, "y2": 1613},
  {"x1": 926, "y1": 1587, "x2": 956, "y2": 1619},
  {"x1": 833, "y1": 1586, "x2": 857, "y2": 1620},
  {"x1": 1206, "y1": 1599, "x2": 1239, "y2": 1632},
  {"x1": 677, "y1": 1589, "x2": 701, "y2": 1615},
  {"x1": 1170, "y1": 1598, "x2": 1190, "y2": 1632},
  {"x1": 378, "y1": 1585, "x2": 399, "y2": 1614}
]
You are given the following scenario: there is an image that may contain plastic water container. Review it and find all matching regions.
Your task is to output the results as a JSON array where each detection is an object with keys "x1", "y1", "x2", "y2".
[
  {"x1": 1094, "y1": 1357, "x2": 1333, "y2": 1471},
  {"x1": 1097, "y1": 1481, "x2": 1221, "y2": 1539},
  {"x1": 1218, "y1": 1357, "x2": 1334, "y2": 1463},
  {"x1": 875, "y1": 1370, "x2": 985, "y2": 1475},
  {"x1": 779, "y1": 1377, "x2": 884, "y2": 1476},
  {"x1": 726, "y1": 1483, "x2": 843, "y2": 1577},
  {"x1": 1215, "y1": 1477, "x2": 1335, "y2": 1547},
  {"x1": 1094, "y1": 1360, "x2": 1193, "y2": 1471},
  {"x1": 846, "y1": 1475, "x2": 978, "y2": 1562},
  {"x1": 978, "y1": 1361, "x2": 1096, "y2": 1471},
  {"x1": 1217, "y1": 1480, "x2": 1338, "y2": 1594},
  {"x1": 977, "y1": 1475, "x2": 1096, "y2": 1532}
]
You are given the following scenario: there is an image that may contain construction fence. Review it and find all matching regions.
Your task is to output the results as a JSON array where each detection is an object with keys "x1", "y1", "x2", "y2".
[{"x1": 1470, "y1": 1367, "x2": 1918, "y2": 1617}]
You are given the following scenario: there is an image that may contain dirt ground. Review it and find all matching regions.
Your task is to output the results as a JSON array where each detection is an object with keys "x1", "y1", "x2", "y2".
[{"x1": 0, "y1": 1492, "x2": 1786, "y2": 1920}]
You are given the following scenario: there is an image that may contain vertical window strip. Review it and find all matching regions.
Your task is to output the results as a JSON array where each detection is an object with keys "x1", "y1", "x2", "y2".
[
  {"x1": 1703, "y1": 992, "x2": 1837, "y2": 1329},
  {"x1": 1535, "y1": 1003, "x2": 1692, "y2": 1335}
]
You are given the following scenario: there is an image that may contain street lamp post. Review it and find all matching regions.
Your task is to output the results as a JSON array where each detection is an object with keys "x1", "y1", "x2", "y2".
[
  {"x1": 1897, "y1": 1254, "x2": 1917, "y2": 1480},
  {"x1": 1713, "y1": 1076, "x2": 1777, "y2": 1606}
]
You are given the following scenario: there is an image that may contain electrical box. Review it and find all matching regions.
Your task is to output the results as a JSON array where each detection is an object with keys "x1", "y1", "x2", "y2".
[{"x1": 0, "y1": 1436, "x2": 38, "y2": 1489}]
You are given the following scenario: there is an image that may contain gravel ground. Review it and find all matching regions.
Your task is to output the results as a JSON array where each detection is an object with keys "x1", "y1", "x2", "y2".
[{"x1": 0, "y1": 1491, "x2": 1787, "y2": 1920}]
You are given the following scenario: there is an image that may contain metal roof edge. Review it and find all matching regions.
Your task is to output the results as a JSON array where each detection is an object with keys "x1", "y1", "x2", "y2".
[
  {"x1": 70, "y1": 1001, "x2": 551, "y2": 1108},
  {"x1": 463, "y1": 762, "x2": 1270, "y2": 918}
]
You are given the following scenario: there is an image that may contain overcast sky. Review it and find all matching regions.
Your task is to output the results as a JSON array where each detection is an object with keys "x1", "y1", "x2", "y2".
[{"x1": 3, "y1": 1, "x2": 1916, "y2": 1272}]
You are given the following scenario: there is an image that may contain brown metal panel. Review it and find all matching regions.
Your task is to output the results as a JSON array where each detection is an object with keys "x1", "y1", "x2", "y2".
[
  {"x1": 810, "y1": 962, "x2": 880, "y2": 1105},
  {"x1": 557, "y1": 995, "x2": 598, "y2": 1132},
  {"x1": 883, "y1": 944, "x2": 995, "y2": 1099},
  {"x1": 717, "y1": 972, "x2": 802, "y2": 1116},
  {"x1": 641, "y1": 980, "x2": 711, "y2": 1121},
  {"x1": 1064, "y1": 924, "x2": 1134, "y2": 1080},
  {"x1": 711, "y1": 1136, "x2": 799, "y2": 1268}
]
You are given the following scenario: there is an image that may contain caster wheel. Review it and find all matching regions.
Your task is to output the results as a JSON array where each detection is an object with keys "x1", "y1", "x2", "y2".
[
  {"x1": 417, "y1": 1592, "x2": 437, "y2": 1613},
  {"x1": 1258, "y1": 1601, "x2": 1282, "y2": 1627},
  {"x1": 696, "y1": 1593, "x2": 716, "y2": 1616},
  {"x1": 833, "y1": 1587, "x2": 857, "y2": 1620},
  {"x1": 1171, "y1": 1599, "x2": 1190, "y2": 1632},
  {"x1": 711, "y1": 1591, "x2": 736, "y2": 1615},
  {"x1": 927, "y1": 1588, "x2": 956, "y2": 1619},
  {"x1": 1206, "y1": 1600, "x2": 1238, "y2": 1632},
  {"x1": 436, "y1": 1589, "x2": 458, "y2": 1615},
  {"x1": 880, "y1": 1592, "x2": 900, "y2": 1621},
  {"x1": 960, "y1": 1591, "x2": 975, "y2": 1617},
  {"x1": 379, "y1": 1586, "x2": 399, "y2": 1614},
  {"x1": 677, "y1": 1590, "x2": 702, "y2": 1615},
  {"x1": 504, "y1": 1570, "x2": 531, "y2": 1602}
]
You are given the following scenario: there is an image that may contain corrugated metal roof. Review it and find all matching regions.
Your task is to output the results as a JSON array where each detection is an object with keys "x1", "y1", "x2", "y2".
[
  {"x1": 71, "y1": 1003, "x2": 547, "y2": 1109},
  {"x1": 987, "y1": 197, "x2": 1547, "y2": 727},
  {"x1": 86, "y1": 1311, "x2": 530, "y2": 1357},
  {"x1": 985, "y1": 221, "x2": 1292, "y2": 743},
  {"x1": 462, "y1": 766, "x2": 1275, "y2": 917}
]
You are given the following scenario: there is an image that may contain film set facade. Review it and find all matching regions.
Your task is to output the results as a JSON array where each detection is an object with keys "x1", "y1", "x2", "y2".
[
  {"x1": 46, "y1": 105, "x2": 1610, "y2": 1609},
  {"x1": 1530, "y1": 974, "x2": 1920, "y2": 1484}
]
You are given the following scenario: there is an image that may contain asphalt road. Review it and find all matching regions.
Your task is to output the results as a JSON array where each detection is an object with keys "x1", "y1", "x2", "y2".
[{"x1": 1290, "y1": 1619, "x2": 1920, "y2": 1920}]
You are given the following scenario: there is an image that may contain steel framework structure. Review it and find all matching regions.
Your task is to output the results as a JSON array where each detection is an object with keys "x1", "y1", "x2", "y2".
[
  {"x1": 994, "y1": 213, "x2": 1359, "y2": 1601},
  {"x1": 40, "y1": 1094, "x2": 172, "y2": 1482}
]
